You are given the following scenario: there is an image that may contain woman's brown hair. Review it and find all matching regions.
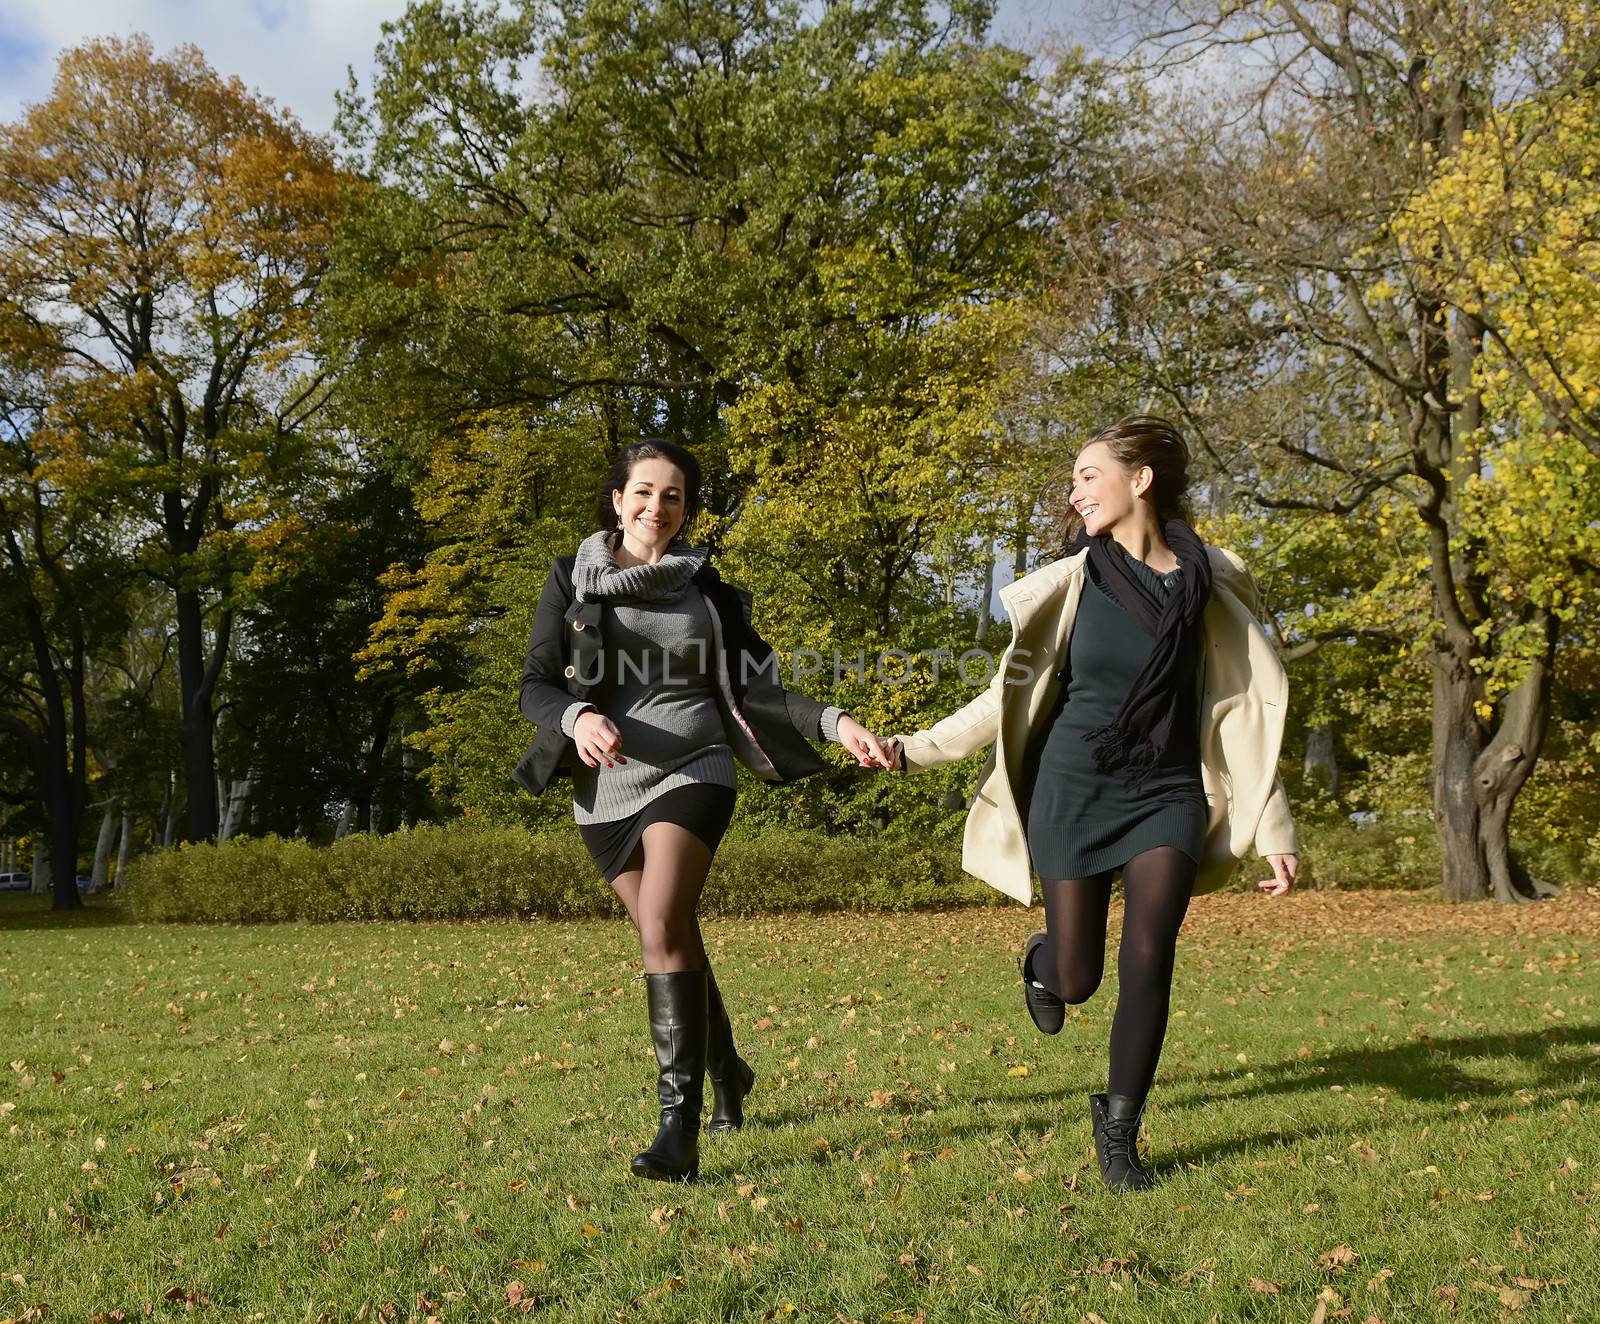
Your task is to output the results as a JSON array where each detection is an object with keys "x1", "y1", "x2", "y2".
[
  {"x1": 596, "y1": 438, "x2": 703, "y2": 543},
  {"x1": 1051, "y1": 413, "x2": 1193, "y2": 549}
]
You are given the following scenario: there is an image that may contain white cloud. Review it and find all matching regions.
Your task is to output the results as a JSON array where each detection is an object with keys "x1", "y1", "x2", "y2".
[
  {"x1": 0, "y1": 0, "x2": 412, "y2": 136},
  {"x1": 0, "y1": 0, "x2": 1112, "y2": 142}
]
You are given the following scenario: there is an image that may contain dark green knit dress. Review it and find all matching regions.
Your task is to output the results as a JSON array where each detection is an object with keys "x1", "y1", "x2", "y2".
[{"x1": 1025, "y1": 551, "x2": 1207, "y2": 880}]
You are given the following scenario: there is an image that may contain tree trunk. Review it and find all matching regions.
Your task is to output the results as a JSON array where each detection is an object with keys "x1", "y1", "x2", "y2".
[
  {"x1": 1432, "y1": 626, "x2": 1491, "y2": 901},
  {"x1": 18, "y1": 710, "x2": 84, "y2": 909},
  {"x1": 1011, "y1": 501, "x2": 1029, "y2": 583},
  {"x1": 1431, "y1": 611, "x2": 1558, "y2": 902},
  {"x1": 1476, "y1": 611, "x2": 1560, "y2": 902},
  {"x1": 219, "y1": 764, "x2": 253, "y2": 842},
  {"x1": 3, "y1": 542, "x2": 87, "y2": 907},
  {"x1": 1303, "y1": 723, "x2": 1338, "y2": 798},
  {"x1": 399, "y1": 721, "x2": 415, "y2": 828},
  {"x1": 175, "y1": 588, "x2": 230, "y2": 842},
  {"x1": 47, "y1": 765, "x2": 83, "y2": 909},
  {"x1": 91, "y1": 803, "x2": 117, "y2": 891},
  {"x1": 975, "y1": 539, "x2": 996, "y2": 645},
  {"x1": 354, "y1": 696, "x2": 396, "y2": 834},
  {"x1": 218, "y1": 779, "x2": 250, "y2": 841},
  {"x1": 115, "y1": 812, "x2": 132, "y2": 887},
  {"x1": 161, "y1": 770, "x2": 178, "y2": 847}
]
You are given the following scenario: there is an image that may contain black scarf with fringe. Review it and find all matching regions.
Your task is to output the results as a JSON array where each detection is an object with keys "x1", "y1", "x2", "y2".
[{"x1": 1076, "y1": 519, "x2": 1212, "y2": 785}]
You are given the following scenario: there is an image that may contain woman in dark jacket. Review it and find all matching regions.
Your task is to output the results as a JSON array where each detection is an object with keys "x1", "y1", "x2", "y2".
[{"x1": 516, "y1": 439, "x2": 893, "y2": 1183}]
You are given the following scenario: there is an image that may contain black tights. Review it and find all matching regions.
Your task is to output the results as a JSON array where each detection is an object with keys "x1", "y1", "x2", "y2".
[
  {"x1": 608, "y1": 822, "x2": 715, "y2": 972},
  {"x1": 1031, "y1": 846, "x2": 1195, "y2": 1100},
  {"x1": 609, "y1": 825, "x2": 739, "y2": 1068}
]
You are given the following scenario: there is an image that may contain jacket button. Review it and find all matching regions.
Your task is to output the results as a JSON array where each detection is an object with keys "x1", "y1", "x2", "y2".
[
  {"x1": 573, "y1": 621, "x2": 585, "y2": 631},
  {"x1": 563, "y1": 665, "x2": 577, "y2": 679}
]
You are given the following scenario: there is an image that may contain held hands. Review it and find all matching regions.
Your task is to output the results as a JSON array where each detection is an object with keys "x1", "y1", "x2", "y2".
[
  {"x1": 573, "y1": 710, "x2": 626, "y2": 769},
  {"x1": 1260, "y1": 853, "x2": 1298, "y2": 897},
  {"x1": 884, "y1": 737, "x2": 905, "y2": 772},
  {"x1": 836, "y1": 715, "x2": 897, "y2": 770}
]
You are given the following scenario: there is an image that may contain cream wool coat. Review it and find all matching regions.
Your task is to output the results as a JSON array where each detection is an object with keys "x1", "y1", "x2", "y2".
[{"x1": 899, "y1": 546, "x2": 1300, "y2": 904}]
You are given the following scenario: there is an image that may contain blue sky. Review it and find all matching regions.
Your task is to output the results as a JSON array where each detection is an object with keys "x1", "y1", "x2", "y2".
[{"x1": 0, "y1": 0, "x2": 1108, "y2": 137}]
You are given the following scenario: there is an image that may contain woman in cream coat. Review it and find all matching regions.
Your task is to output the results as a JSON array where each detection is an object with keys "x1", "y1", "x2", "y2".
[{"x1": 889, "y1": 415, "x2": 1299, "y2": 1192}]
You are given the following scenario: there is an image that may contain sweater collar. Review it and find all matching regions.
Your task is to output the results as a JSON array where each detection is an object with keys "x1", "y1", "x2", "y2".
[{"x1": 571, "y1": 529, "x2": 707, "y2": 605}]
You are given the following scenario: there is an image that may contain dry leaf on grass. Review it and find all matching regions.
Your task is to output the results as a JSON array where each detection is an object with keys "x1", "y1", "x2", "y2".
[{"x1": 1319, "y1": 1244, "x2": 1358, "y2": 1270}]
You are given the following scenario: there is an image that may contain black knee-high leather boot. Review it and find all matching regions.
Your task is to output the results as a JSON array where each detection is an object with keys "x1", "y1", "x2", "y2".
[
  {"x1": 1089, "y1": 1092, "x2": 1154, "y2": 1192},
  {"x1": 631, "y1": 970, "x2": 708, "y2": 1182},
  {"x1": 705, "y1": 964, "x2": 755, "y2": 1133}
]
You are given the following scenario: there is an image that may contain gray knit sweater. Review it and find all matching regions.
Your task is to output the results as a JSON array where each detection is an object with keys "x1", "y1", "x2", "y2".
[{"x1": 558, "y1": 533, "x2": 843, "y2": 823}]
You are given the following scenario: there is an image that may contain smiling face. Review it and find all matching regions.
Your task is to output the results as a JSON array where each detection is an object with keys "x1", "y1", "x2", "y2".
[
  {"x1": 611, "y1": 456, "x2": 689, "y2": 551},
  {"x1": 1070, "y1": 440, "x2": 1152, "y2": 537}
]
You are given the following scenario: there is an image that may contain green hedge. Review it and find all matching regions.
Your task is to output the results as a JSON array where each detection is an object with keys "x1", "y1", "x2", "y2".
[
  {"x1": 1288, "y1": 818, "x2": 1444, "y2": 891},
  {"x1": 116, "y1": 816, "x2": 1545, "y2": 925},
  {"x1": 122, "y1": 824, "x2": 1001, "y2": 923}
]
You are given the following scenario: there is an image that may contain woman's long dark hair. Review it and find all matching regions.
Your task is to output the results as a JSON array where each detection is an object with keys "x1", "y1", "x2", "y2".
[
  {"x1": 1048, "y1": 414, "x2": 1194, "y2": 554},
  {"x1": 596, "y1": 439, "x2": 703, "y2": 543}
]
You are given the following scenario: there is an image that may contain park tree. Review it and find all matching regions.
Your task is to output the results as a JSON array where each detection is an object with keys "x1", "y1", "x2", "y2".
[
  {"x1": 0, "y1": 353, "x2": 131, "y2": 906},
  {"x1": 1393, "y1": 30, "x2": 1600, "y2": 874},
  {"x1": 1391, "y1": 5, "x2": 1600, "y2": 461},
  {"x1": 84, "y1": 584, "x2": 185, "y2": 885},
  {"x1": 351, "y1": 409, "x2": 594, "y2": 827},
  {"x1": 0, "y1": 35, "x2": 342, "y2": 842},
  {"x1": 226, "y1": 461, "x2": 432, "y2": 837},
  {"x1": 1093, "y1": 0, "x2": 1600, "y2": 899},
  {"x1": 327, "y1": 0, "x2": 1105, "y2": 822}
]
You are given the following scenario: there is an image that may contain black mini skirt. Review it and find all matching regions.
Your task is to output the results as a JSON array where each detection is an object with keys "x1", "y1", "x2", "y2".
[{"x1": 577, "y1": 783, "x2": 738, "y2": 882}]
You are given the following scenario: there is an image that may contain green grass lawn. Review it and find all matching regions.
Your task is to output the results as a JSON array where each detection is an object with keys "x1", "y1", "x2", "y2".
[{"x1": 2, "y1": 888, "x2": 1597, "y2": 1323}]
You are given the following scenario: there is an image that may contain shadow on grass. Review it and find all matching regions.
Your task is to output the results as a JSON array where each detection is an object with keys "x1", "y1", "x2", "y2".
[
  {"x1": 1151, "y1": 1033, "x2": 1596, "y2": 1173},
  {"x1": 1037, "y1": 1025, "x2": 1599, "y2": 1173},
  {"x1": 809, "y1": 1025, "x2": 1593, "y2": 1122},
  {"x1": 0, "y1": 893, "x2": 136, "y2": 931},
  {"x1": 740, "y1": 1026, "x2": 1599, "y2": 1182},
  {"x1": 1166, "y1": 1024, "x2": 1600, "y2": 1109}
]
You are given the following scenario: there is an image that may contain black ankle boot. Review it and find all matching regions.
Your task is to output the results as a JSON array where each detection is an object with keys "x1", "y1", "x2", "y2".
[
  {"x1": 1019, "y1": 932, "x2": 1065, "y2": 1035},
  {"x1": 705, "y1": 965, "x2": 754, "y2": 1133},
  {"x1": 1089, "y1": 1092, "x2": 1154, "y2": 1192},
  {"x1": 631, "y1": 971, "x2": 708, "y2": 1182}
]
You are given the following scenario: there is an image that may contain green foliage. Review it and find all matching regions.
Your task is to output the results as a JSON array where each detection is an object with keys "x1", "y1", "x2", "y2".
[
  {"x1": 322, "y1": 0, "x2": 1126, "y2": 826},
  {"x1": 122, "y1": 823, "x2": 1001, "y2": 923},
  {"x1": 226, "y1": 463, "x2": 435, "y2": 836},
  {"x1": 123, "y1": 826, "x2": 596, "y2": 923},
  {"x1": 123, "y1": 802, "x2": 1600, "y2": 927},
  {"x1": 1199, "y1": 506, "x2": 1435, "y2": 825},
  {"x1": 1291, "y1": 820, "x2": 1443, "y2": 892},
  {"x1": 1394, "y1": 32, "x2": 1600, "y2": 474}
]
